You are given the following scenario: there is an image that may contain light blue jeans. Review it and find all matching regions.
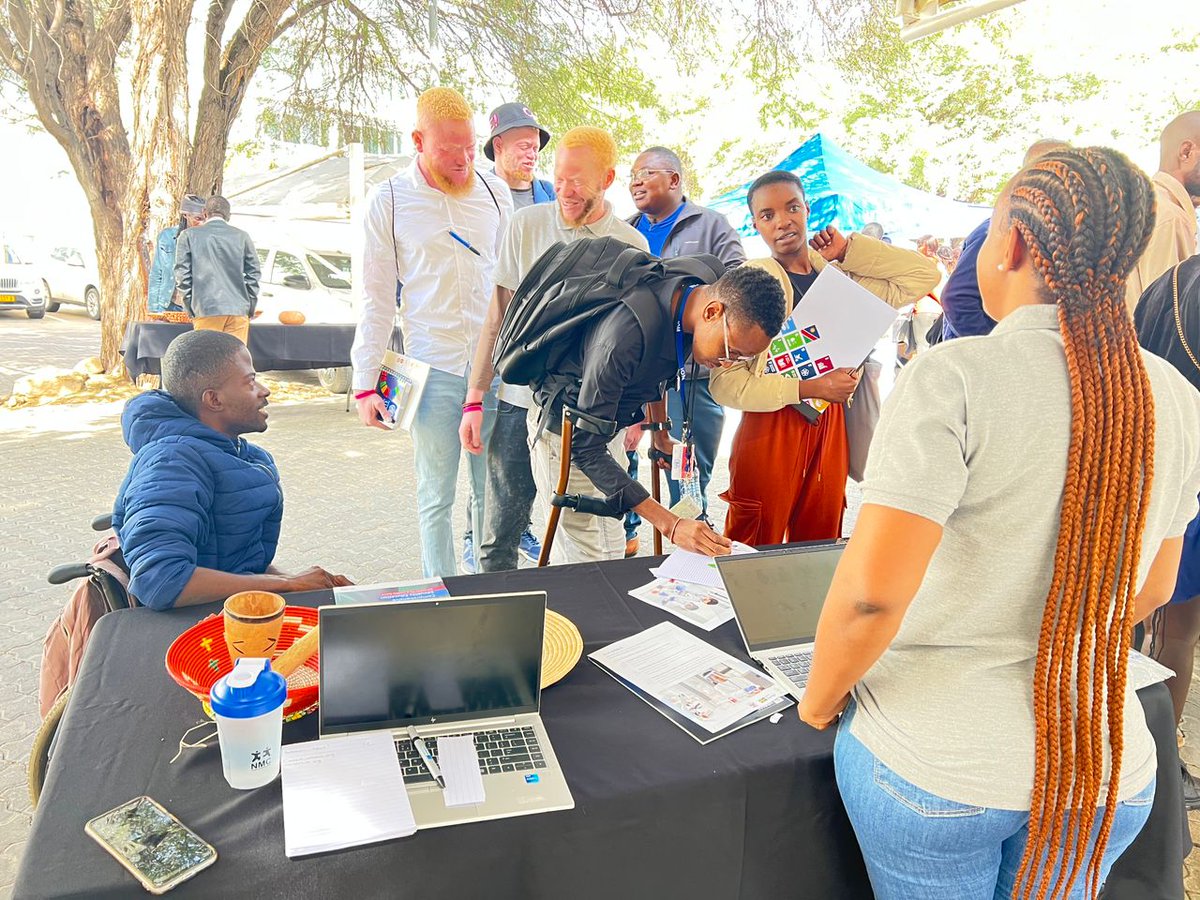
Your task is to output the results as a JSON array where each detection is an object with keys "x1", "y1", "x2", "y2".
[
  {"x1": 834, "y1": 706, "x2": 1154, "y2": 900},
  {"x1": 408, "y1": 368, "x2": 496, "y2": 578}
]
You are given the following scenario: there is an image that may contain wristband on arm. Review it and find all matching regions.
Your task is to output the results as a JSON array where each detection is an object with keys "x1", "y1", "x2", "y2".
[
  {"x1": 354, "y1": 390, "x2": 375, "y2": 400},
  {"x1": 462, "y1": 402, "x2": 483, "y2": 413}
]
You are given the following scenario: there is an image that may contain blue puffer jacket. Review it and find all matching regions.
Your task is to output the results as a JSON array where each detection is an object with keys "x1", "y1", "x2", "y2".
[{"x1": 112, "y1": 391, "x2": 283, "y2": 609}]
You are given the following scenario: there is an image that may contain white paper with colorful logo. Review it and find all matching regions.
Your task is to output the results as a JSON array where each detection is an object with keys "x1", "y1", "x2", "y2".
[{"x1": 763, "y1": 264, "x2": 900, "y2": 413}]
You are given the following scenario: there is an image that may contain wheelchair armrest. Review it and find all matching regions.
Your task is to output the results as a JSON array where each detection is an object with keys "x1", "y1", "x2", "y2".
[
  {"x1": 91, "y1": 514, "x2": 114, "y2": 532},
  {"x1": 48, "y1": 564, "x2": 93, "y2": 585}
]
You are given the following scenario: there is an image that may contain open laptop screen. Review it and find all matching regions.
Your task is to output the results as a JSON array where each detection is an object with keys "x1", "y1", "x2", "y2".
[
  {"x1": 319, "y1": 592, "x2": 546, "y2": 735},
  {"x1": 715, "y1": 545, "x2": 844, "y2": 652}
]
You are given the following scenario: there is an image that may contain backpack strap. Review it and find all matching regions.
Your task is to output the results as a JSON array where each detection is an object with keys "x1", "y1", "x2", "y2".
[{"x1": 606, "y1": 245, "x2": 657, "y2": 289}]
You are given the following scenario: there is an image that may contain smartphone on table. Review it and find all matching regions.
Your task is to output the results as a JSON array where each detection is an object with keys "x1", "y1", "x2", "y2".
[{"x1": 85, "y1": 796, "x2": 217, "y2": 894}]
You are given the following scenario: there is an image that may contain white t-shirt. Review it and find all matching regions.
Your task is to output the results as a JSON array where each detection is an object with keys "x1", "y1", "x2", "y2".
[{"x1": 852, "y1": 302, "x2": 1200, "y2": 809}]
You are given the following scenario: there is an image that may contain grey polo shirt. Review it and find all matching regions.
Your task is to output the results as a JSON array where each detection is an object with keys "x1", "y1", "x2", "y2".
[
  {"x1": 493, "y1": 203, "x2": 648, "y2": 408},
  {"x1": 850, "y1": 303, "x2": 1200, "y2": 810}
]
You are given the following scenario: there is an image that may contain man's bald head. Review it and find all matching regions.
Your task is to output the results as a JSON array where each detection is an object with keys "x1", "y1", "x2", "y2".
[
  {"x1": 1024, "y1": 139, "x2": 1070, "y2": 168},
  {"x1": 1159, "y1": 111, "x2": 1200, "y2": 201}
]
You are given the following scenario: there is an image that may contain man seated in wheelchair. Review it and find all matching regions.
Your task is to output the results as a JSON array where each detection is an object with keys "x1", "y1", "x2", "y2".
[{"x1": 112, "y1": 330, "x2": 350, "y2": 609}]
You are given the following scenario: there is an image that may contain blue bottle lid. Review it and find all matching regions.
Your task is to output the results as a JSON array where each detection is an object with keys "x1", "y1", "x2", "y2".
[{"x1": 210, "y1": 658, "x2": 287, "y2": 719}]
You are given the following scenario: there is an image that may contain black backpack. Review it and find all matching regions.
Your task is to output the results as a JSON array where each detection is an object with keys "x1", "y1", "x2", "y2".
[{"x1": 492, "y1": 236, "x2": 725, "y2": 391}]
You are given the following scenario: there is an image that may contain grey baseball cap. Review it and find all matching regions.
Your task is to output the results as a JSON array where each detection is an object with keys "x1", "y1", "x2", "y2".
[
  {"x1": 483, "y1": 102, "x2": 551, "y2": 161},
  {"x1": 180, "y1": 194, "x2": 205, "y2": 215}
]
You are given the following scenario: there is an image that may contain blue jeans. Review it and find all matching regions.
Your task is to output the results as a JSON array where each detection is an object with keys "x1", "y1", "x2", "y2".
[
  {"x1": 666, "y1": 378, "x2": 724, "y2": 516},
  {"x1": 408, "y1": 368, "x2": 496, "y2": 578},
  {"x1": 834, "y1": 708, "x2": 1154, "y2": 900},
  {"x1": 480, "y1": 401, "x2": 537, "y2": 573}
]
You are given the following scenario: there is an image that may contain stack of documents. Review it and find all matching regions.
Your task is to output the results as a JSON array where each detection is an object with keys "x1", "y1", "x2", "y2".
[
  {"x1": 628, "y1": 543, "x2": 756, "y2": 631},
  {"x1": 281, "y1": 732, "x2": 416, "y2": 857}
]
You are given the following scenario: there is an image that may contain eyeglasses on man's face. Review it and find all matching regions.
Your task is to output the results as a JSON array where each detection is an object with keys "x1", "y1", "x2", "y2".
[{"x1": 629, "y1": 168, "x2": 676, "y2": 184}]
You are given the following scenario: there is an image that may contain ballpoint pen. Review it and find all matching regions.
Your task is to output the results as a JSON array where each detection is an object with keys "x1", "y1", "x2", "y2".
[
  {"x1": 449, "y1": 230, "x2": 482, "y2": 257},
  {"x1": 407, "y1": 726, "x2": 446, "y2": 789}
]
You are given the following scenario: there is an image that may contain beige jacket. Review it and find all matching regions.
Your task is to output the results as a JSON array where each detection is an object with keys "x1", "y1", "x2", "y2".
[
  {"x1": 1125, "y1": 172, "x2": 1199, "y2": 313},
  {"x1": 710, "y1": 234, "x2": 939, "y2": 412}
]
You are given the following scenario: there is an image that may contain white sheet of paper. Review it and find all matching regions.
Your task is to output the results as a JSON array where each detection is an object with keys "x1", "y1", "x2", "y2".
[
  {"x1": 762, "y1": 265, "x2": 899, "y2": 381},
  {"x1": 629, "y1": 578, "x2": 735, "y2": 632},
  {"x1": 281, "y1": 731, "x2": 416, "y2": 858},
  {"x1": 438, "y1": 735, "x2": 486, "y2": 808},
  {"x1": 653, "y1": 542, "x2": 756, "y2": 589},
  {"x1": 590, "y1": 621, "x2": 787, "y2": 734},
  {"x1": 1128, "y1": 650, "x2": 1175, "y2": 692}
]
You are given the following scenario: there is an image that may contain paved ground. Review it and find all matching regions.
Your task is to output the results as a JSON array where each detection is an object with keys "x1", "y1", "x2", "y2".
[{"x1": 0, "y1": 308, "x2": 101, "y2": 396}]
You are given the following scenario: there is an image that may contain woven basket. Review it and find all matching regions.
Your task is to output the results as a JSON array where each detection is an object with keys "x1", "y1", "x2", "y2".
[
  {"x1": 165, "y1": 606, "x2": 320, "y2": 721},
  {"x1": 147, "y1": 311, "x2": 192, "y2": 324}
]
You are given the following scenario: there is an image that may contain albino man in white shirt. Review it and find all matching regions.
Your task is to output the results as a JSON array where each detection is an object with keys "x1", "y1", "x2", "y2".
[{"x1": 351, "y1": 86, "x2": 513, "y2": 578}]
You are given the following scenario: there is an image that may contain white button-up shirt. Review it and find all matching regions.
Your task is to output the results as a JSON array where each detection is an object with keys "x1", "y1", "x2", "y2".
[{"x1": 351, "y1": 161, "x2": 512, "y2": 389}]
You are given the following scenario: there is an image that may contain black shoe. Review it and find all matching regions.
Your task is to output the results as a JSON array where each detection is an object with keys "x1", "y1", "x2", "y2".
[{"x1": 1181, "y1": 764, "x2": 1200, "y2": 811}]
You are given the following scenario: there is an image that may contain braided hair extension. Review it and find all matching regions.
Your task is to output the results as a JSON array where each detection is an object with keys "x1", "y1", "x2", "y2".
[{"x1": 1004, "y1": 148, "x2": 1156, "y2": 900}]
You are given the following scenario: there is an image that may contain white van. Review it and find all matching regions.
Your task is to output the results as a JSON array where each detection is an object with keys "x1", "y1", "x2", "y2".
[{"x1": 253, "y1": 245, "x2": 355, "y2": 324}]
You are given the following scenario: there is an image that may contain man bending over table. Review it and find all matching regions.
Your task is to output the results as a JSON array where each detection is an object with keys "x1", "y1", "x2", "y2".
[{"x1": 113, "y1": 330, "x2": 351, "y2": 609}]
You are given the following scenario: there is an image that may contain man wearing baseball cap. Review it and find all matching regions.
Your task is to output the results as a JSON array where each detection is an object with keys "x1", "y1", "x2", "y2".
[
  {"x1": 485, "y1": 102, "x2": 555, "y2": 210},
  {"x1": 468, "y1": 101, "x2": 556, "y2": 571}
]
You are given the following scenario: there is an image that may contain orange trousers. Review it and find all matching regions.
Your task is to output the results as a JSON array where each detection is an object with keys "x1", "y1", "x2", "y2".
[{"x1": 721, "y1": 403, "x2": 848, "y2": 545}]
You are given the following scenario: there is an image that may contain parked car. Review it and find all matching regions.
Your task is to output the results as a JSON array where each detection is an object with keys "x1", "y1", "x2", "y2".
[
  {"x1": 42, "y1": 246, "x2": 102, "y2": 319},
  {"x1": 253, "y1": 244, "x2": 357, "y2": 393},
  {"x1": 0, "y1": 241, "x2": 48, "y2": 319}
]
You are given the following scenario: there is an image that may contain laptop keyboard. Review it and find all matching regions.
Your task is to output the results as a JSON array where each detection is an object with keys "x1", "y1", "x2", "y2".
[
  {"x1": 395, "y1": 726, "x2": 546, "y2": 784},
  {"x1": 769, "y1": 650, "x2": 812, "y2": 690}
]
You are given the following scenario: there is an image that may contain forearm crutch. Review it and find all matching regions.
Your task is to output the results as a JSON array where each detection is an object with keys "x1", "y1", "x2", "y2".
[
  {"x1": 644, "y1": 400, "x2": 672, "y2": 556},
  {"x1": 538, "y1": 407, "x2": 623, "y2": 567},
  {"x1": 538, "y1": 413, "x2": 574, "y2": 568}
]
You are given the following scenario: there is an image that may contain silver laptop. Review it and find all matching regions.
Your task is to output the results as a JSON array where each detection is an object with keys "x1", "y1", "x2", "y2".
[
  {"x1": 317, "y1": 591, "x2": 574, "y2": 829},
  {"x1": 714, "y1": 544, "x2": 845, "y2": 701}
]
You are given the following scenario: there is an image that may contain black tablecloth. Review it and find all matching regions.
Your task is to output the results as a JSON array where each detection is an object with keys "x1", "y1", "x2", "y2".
[
  {"x1": 14, "y1": 556, "x2": 1188, "y2": 899},
  {"x1": 121, "y1": 322, "x2": 376, "y2": 380}
]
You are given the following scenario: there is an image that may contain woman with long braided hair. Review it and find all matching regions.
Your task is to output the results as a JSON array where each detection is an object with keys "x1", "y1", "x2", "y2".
[{"x1": 798, "y1": 146, "x2": 1200, "y2": 898}]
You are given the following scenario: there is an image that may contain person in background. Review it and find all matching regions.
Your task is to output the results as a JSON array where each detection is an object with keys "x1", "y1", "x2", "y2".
[
  {"x1": 800, "y1": 146, "x2": 1200, "y2": 900},
  {"x1": 113, "y1": 330, "x2": 351, "y2": 609},
  {"x1": 623, "y1": 145, "x2": 747, "y2": 555},
  {"x1": 352, "y1": 87, "x2": 512, "y2": 579},
  {"x1": 712, "y1": 170, "x2": 937, "y2": 546},
  {"x1": 460, "y1": 126, "x2": 647, "y2": 572},
  {"x1": 1136, "y1": 253, "x2": 1200, "y2": 809},
  {"x1": 1124, "y1": 111, "x2": 1200, "y2": 313},
  {"x1": 148, "y1": 194, "x2": 204, "y2": 313},
  {"x1": 174, "y1": 196, "x2": 260, "y2": 344},
  {"x1": 940, "y1": 139, "x2": 1070, "y2": 340},
  {"x1": 461, "y1": 101, "x2": 558, "y2": 569},
  {"x1": 862, "y1": 222, "x2": 886, "y2": 241},
  {"x1": 484, "y1": 102, "x2": 555, "y2": 209}
]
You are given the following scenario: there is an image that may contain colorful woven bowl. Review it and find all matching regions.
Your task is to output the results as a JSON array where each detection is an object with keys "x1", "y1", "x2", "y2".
[{"x1": 165, "y1": 606, "x2": 320, "y2": 722}]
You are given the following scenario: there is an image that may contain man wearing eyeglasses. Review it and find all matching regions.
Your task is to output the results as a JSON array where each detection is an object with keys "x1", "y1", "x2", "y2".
[{"x1": 622, "y1": 147, "x2": 747, "y2": 556}]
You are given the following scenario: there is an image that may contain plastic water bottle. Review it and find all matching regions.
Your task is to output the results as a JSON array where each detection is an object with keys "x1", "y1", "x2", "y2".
[{"x1": 210, "y1": 658, "x2": 287, "y2": 790}]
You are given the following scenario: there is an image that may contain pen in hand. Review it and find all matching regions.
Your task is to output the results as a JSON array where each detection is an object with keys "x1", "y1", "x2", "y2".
[{"x1": 449, "y1": 230, "x2": 482, "y2": 257}]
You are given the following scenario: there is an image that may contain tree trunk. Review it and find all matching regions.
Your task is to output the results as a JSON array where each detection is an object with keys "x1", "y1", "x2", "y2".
[{"x1": 99, "y1": 0, "x2": 193, "y2": 371}]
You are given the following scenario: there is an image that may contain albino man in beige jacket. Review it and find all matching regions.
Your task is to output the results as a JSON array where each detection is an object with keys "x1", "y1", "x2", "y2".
[{"x1": 711, "y1": 170, "x2": 938, "y2": 544}]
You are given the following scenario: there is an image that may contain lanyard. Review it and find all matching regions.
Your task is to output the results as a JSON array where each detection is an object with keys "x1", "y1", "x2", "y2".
[
  {"x1": 675, "y1": 283, "x2": 696, "y2": 388},
  {"x1": 674, "y1": 284, "x2": 698, "y2": 445}
]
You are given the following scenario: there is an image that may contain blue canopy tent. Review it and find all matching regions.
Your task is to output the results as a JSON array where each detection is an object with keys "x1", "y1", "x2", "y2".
[{"x1": 709, "y1": 132, "x2": 992, "y2": 242}]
